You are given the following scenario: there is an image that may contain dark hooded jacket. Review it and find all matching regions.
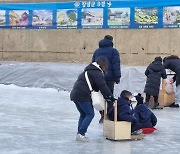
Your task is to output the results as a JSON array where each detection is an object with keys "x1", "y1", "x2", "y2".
[
  {"x1": 70, "y1": 63, "x2": 113, "y2": 103},
  {"x1": 92, "y1": 38, "x2": 121, "y2": 82},
  {"x1": 163, "y1": 59, "x2": 180, "y2": 86},
  {"x1": 108, "y1": 97, "x2": 137, "y2": 123},
  {"x1": 134, "y1": 104, "x2": 157, "y2": 128},
  {"x1": 144, "y1": 60, "x2": 167, "y2": 96}
]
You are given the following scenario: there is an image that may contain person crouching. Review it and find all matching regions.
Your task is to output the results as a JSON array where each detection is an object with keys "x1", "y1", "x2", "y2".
[{"x1": 134, "y1": 93, "x2": 157, "y2": 128}]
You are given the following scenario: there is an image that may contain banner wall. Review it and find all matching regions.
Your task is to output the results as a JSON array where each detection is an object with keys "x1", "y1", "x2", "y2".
[{"x1": 0, "y1": 0, "x2": 180, "y2": 29}]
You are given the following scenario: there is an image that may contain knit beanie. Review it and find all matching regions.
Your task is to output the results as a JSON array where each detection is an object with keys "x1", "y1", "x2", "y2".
[{"x1": 135, "y1": 93, "x2": 144, "y2": 105}]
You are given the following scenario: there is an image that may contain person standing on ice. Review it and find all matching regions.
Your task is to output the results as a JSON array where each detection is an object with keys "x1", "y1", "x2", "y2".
[
  {"x1": 70, "y1": 56, "x2": 114, "y2": 142},
  {"x1": 144, "y1": 56, "x2": 167, "y2": 109},
  {"x1": 163, "y1": 55, "x2": 180, "y2": 105},
  {"x1": 92, "y1": 35, "x2": 121, "y2": 123}
]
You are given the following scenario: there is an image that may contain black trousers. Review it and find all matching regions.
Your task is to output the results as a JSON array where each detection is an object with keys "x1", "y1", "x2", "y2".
[{"x1": 145, "y1": 94, "x2": 158, "y2": 103}]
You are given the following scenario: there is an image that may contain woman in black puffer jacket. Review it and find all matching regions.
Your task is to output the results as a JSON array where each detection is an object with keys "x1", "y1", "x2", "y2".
[
  {"x1": 70, "y1": 56, "x2": 114, "y2": 142},
  {"x1": 144, "y1": 56, "x2": 167, "y2": 109}
]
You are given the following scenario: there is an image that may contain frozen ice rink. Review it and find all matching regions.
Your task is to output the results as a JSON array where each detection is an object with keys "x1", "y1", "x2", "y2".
[{"x1": 0, "y1": 62, "x2": 180, "y2": 154}]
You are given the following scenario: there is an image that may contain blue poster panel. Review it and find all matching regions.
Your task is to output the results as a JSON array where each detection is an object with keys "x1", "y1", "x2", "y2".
[{"x1": 0, "y1": 0, "x2": 180, "y2": 29}]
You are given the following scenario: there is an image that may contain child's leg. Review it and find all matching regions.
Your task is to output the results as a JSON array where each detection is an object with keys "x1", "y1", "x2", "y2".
[{"x1": 131, "y1": 123, "x2": 142, "y2": 132}]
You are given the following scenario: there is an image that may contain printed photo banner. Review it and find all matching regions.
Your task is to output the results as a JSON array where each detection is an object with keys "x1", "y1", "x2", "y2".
[{"x1": 0, "y1": 0, "x2": 180, "y2": 29}]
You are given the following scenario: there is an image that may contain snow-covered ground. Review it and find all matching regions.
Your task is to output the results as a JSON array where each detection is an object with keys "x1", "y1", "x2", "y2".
[{"x1": 0, "y1": 62, "x2": 179, "y2": 154}]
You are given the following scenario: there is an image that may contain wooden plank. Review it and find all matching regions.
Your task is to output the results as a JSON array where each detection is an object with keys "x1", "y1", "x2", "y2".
[{"x1": 105, "y1": 134, "x2": 145, "y2": 141}]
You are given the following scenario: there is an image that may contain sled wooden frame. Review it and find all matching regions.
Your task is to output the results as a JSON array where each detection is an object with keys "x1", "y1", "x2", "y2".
[
  {"x1": 148, "y1": 79, "x2": 175, "y2": 108},
  {"x1": 103, "y1": 100, "x2": 145, "y2": 141}
]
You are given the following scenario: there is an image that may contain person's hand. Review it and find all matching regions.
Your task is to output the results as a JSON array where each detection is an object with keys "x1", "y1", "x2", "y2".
[
  {"x1": 105, "y1": 95, "x2": 116, "y2": 103},
  {"x1": 115, "y1": 78, "x2": 120, "y2": 84},
  {"x1": 169, "y1": 78, "x2": 174, "y2": 84}
]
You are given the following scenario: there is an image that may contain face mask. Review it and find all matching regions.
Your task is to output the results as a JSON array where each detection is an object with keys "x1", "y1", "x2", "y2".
[
  {"x1": 130, "y1": 96, "x2": 136, "y2": 102},
  {"x1": 130, "y1": 97, "x2": 137, "y2": 108},
  {"x1": 131, "y1": 101, "x2": 137, "y2": 108}
]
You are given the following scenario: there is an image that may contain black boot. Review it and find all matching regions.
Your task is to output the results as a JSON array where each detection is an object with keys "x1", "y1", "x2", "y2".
[
  {"x1": 99, "y1": 111, "x2": 104, "y2": 124},
  {"x1": 152, "y1": 102, "x2": 159, "y2": 109},
  {"x1": 169, "y1": 102, "x2": 179, "y2": 108},
  {"x1": 145, "y1": 102, "x2": 149, "y2": 107},
  {"x1": 99, "y1": 115, "x2": 104, "y2": 124}
]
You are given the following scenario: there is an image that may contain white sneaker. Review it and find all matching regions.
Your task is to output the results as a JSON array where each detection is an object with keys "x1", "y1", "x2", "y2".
[
  {"x1": 76, "y1": 133, "x2": 89, "y2": 142},
  {"x1": 131, "y1": 129, "x2": 142, "y2": 135}
]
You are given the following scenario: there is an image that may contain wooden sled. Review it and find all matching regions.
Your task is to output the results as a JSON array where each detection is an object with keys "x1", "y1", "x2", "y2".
[
  {"x1": 148, "y1": 79, "x2": 175, "y2": 108},
  {"x1": 103, "y1": 100, "x2": 145, "y2": 141}
]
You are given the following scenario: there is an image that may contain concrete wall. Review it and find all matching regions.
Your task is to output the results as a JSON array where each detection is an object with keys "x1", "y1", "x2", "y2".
[
  {"x1": 0, "y1": 29, "x2": 179, "y2": 65},
  {"x1": 0, "y1": 0, "x2": 179, "y2": 65}
]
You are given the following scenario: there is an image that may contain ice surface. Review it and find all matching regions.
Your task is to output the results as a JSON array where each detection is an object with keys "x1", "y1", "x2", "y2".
[
  {"x1": 0, "y1": 84, "x2": 180, "y2": 154},
  {"x1": 0, "y1": 62, "x2": 180, "y2": 154}
]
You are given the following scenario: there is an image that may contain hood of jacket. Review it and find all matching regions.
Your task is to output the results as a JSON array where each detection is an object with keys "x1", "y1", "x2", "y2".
[
  {"x1": 99, "y1": 38, "x2": 113, "y2": 48},
  {"x1": 84, "y1": 62, "x2": 102, "y2": 72},
  {"x1": 149, "y1": 61, "x2": 163, "y2": 72},
  {"x1": 134, "y1": 104, "x2": 152, "y2": 121},
  {"x1": 117, "y1": 97, "x2": 131, "y2": 107}
]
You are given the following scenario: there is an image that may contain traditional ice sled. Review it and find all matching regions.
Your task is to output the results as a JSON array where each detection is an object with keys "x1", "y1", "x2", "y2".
[{"x1": 103, "y1": 100, "x2": 145, "y2": 141}]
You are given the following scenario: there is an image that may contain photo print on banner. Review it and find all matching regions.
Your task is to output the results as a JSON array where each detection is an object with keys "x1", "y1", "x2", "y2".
[
  {"x1": 135, "y1": 7, "x2": 158, "y2": 29},
  {"x1": 57, "y1": 9, "x2": 77, "y2": 29},
  {"x1": 163, "y1": 6, "x2": 180, "y2": 28},
  {"x1": 108, "y1": 8, "x2": 130, "y2": 28}
]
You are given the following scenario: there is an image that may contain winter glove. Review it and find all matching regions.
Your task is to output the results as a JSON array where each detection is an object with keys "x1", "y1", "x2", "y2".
[
  {"x1": 115, "y1": 78, "x2": 120, "y2": 84},
  {"x1": 169, "y1": 78, "x2": 174, "y2": 84},
  {"x1": 105, "y1": 95, "x2": 116, "y2": 103},
  {"x1": 105, "y1": 96, "x2": 116, "y2": 112}
]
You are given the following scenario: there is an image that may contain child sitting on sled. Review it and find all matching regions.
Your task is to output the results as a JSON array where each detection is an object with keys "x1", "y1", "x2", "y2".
[
  {"x1": 108, "y1": 90, "x2": 142, "y2": 134},
  {"x1": 134, "y1": 93, "x2": 157, "y2": 128}
]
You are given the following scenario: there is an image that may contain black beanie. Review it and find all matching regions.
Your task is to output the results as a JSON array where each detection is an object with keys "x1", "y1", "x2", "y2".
[
  {"x1": 155, "y1": 56, "x2": 162, "y2": 62},
  {"x1": 135, "y1": 93, "x2": 144, "y2": 105},
  {"x1": 104, "y1": 35, "x2": 113, "y2": 41}
]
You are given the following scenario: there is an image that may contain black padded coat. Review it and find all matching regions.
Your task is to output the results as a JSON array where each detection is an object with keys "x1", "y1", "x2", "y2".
[
  {"x1": 144, "y1": 60, "x2": 167, "y2": 96},
  {"x1": 70, "y1": 63, "x2": 113, "y2": 103}
]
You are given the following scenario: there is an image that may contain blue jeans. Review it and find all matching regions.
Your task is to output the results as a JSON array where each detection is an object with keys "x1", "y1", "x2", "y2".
[{"x1": 75, "y1": 102, "x2": 95, "y2": 135}]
